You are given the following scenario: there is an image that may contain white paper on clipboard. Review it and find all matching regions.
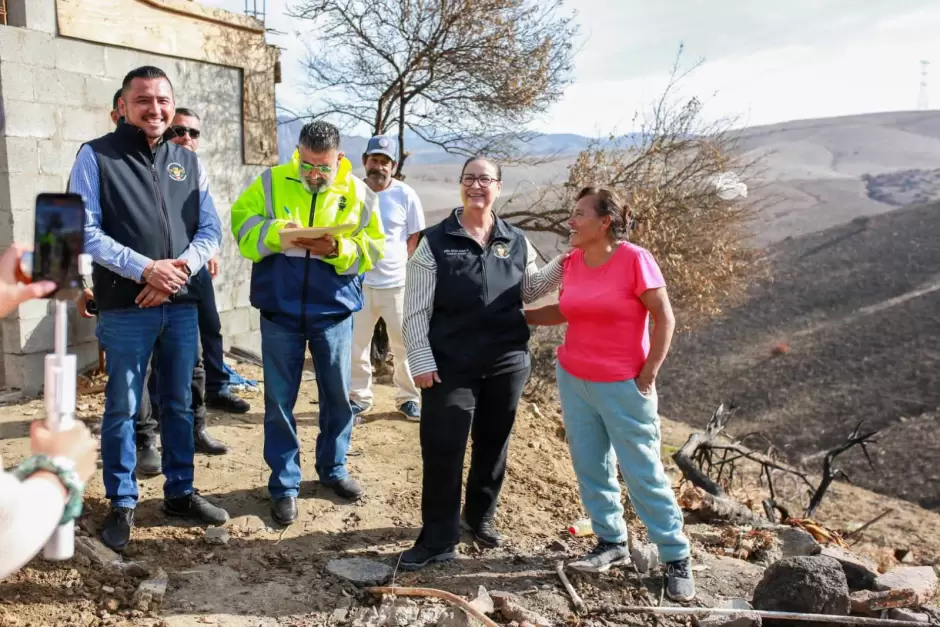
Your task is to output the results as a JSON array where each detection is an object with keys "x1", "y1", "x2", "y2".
[{"x1": 279, "y1": 223, "x2": 358, "y2": 250}]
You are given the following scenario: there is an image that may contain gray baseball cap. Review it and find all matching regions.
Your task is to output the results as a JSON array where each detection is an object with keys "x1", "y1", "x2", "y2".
[{"x1": 365, "y1": 135, "x2": 397, "y2": 161}]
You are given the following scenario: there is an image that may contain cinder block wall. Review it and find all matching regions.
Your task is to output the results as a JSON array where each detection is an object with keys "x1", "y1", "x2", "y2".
[{"x1": 0, "y1": 3, "x2": 264, "y2": 392}]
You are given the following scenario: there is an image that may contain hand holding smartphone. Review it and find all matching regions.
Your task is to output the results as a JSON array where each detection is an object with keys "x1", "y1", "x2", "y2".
[{"x1": 28, "y1": 193, "x2": 87, "y2": 300}]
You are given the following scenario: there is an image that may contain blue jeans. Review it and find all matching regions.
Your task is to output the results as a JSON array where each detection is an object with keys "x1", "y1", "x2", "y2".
[
  {"x1": 96, "y1": 305, "x2": 199, "y2": 508},
  {"x1": 260, "y1": 313, "x2": 354, "y2": 498},
  {"x1": 556, "y1": 362, "x2": 690, "y2": 563}
]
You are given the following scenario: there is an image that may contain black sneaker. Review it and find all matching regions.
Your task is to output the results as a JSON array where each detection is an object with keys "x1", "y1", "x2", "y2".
[
  {"x1": 399, "y1": 544, "x2": 457, "y2": 571},
  {"x1": 568, "y1": 540, "x2": 631, "y2": 573},
  {"x1": 665, "y1": 558, "x2": 696, "y2": 602},
  {"x1": 323, "y1": 477, "x2": 364, "y2": 502},
  {"x1": 206, "y1": 389, "x2": 250, "y2": 414},
  {"x1": 100, "y1": 507, "x2": 135, "y2": 552},
  {"x1": 462, "y1": 517, "x2": 502, "y2": 549},
  {"x1": 398, "y1": 401, "x2": 420, "y2": 422},
  {"x1": 136, "y1": 445, "x2": 161, "y2": 477},
  {"x1": 164, "y1": 491, "x2": 229, "y2": 525}
]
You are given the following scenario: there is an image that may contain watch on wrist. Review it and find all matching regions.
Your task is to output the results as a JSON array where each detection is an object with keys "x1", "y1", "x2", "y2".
[
  {"x1": 327, "y1": 239, "x2": 339, "y2": 258},
  {"x1": 183, "y1": 263, "x2": 192, "y2": 277},
  {"x1": 12, "y1": 454, "x2": 85, "y2": 524}
]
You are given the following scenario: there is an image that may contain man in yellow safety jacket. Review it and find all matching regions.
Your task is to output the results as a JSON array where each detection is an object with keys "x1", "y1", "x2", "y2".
[{"x1": 231, "y1": 120, "x2": 384, "y2": 526}]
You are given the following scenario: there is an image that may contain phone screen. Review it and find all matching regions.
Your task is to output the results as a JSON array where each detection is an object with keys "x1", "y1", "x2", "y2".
[{"x1": 33, "y1": 193, "x2": 85, "y2": 292}]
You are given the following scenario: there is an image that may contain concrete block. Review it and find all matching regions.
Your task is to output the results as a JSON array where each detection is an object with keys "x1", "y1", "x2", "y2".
[
  {"x1": 32, "y1": 67, "x2": 87, "y2": 106},
  {"x1": 11, "y1": 212, "x2": 35, "y2": 250},
  {"x1": 6, "y1": 0, "x2": 57, "y2": 35},
  {"x1": 9, "y1": 175, "x2": 65, "y2": 211},
  {"x1": 0, "y1": 27, "x2": 55, "y2": 68},
  {"x1": 213, "y1": 282, "x2": 236, "y2": 312},
  {"x1": 103, "y1": 47, "x2": 147, "y2": 80},
  {"x1": 220, "y1": 308, "x2": 252, "y2": 337},
  {"x1": 60, "y1": 108, "x2": 103, "y2": 142},
  {"x1": 0, "y1": 137, "x2": 41, "y2": 174},
  {"x1": 13, "y1": 297, "x2": 53, "y2": 322},
  {"x1": 1, "y1": 101, "x2": 59, "y2": 139},
  {"x1": 248, "y1": 308, "x2": 261, "y2": 331},
  {"x1": 0, "y1": 61, "x2": 36, "y2": 101},
  {"x1": 83, "y1": 75, "x2": 119, "y2": 110},
  {"x1": 38, "y1": 139, "x2": 83, "y2": 176},
  {"x1": 3, "y1": 339, "x2": 101, "y2": 392},
  {"x1": 55, "y1": 38, "x2": 108, "y2": 77},
  {"x1": 2, "y1": 314, "x2": 56, "y2": 354},
  {"x1": 234, "y1": 278, "x2": 252, "y2": 309}
]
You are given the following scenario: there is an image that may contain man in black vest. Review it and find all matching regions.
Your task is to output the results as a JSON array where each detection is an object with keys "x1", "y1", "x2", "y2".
[{"x1": 69, "y1": 66, "x2": 229, "y2": 551}]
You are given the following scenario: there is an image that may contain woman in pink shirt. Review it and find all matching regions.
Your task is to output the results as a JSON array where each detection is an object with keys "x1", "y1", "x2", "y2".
[{"x1": 526, "y1": 186, "x2": 694, "y2": 602}]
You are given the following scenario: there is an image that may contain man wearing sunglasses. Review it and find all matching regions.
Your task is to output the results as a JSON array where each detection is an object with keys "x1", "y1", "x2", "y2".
[{"x1": 231, "y1": 121, "x2": 385, "y2": 526}]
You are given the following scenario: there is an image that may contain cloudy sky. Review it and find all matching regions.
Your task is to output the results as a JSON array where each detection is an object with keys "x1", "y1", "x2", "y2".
[{"x1": 199, "y1": 0, "x2": 940, "y2": 136}]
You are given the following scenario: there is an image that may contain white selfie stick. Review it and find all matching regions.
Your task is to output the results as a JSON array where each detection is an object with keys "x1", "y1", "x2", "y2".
[{"x1": 42, "y1": 253, "x2": 93, "y2": 561}]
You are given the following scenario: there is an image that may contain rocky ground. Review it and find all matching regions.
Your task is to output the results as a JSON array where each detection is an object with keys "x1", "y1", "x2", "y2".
[{"x1": 0, "y1": 362, "x2": 939, "y2": 626}]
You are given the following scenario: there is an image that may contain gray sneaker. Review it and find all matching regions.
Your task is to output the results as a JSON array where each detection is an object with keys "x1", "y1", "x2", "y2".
[
  {"x1": 567, "y1": 540, "x2": 630, "y2": 573},
  {"x1": 665, "y1": 558, "x2": 696, "y2": 601}
]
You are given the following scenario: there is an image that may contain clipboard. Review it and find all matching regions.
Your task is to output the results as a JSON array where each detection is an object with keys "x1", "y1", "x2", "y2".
[{"x1": 279, "y1": 223, "x2": 358, "y2": 250}]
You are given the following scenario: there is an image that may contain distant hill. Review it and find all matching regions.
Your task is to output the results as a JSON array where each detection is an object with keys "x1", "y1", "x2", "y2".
[
  {"x1": 659, "y1": 199, "x2": 940, "y2": 511},
  {"x1": 276, "y1": 117, "x2": 605, "y2": 165}
]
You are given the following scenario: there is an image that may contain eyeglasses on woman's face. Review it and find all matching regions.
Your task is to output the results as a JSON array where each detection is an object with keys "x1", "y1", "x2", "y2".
[{"x1": 460, "y1": 174, "x2": 499, "y2": 188}]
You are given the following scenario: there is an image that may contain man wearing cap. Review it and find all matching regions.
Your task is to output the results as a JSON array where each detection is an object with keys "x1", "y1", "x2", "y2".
[{"x1": 349, "y1": 136, "x2": 426, "y2": 420}]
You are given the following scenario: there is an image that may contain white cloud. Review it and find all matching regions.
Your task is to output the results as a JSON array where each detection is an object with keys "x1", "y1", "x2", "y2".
[{"x1": 197, "y1": 0, "x2": 940, "y2": 136}]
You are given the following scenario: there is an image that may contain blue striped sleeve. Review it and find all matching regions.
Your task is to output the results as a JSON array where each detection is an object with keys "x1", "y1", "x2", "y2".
[
  {"x1": 176, "y1": 156, "x2": 221, "y2": 274},
  {"x1": 70, "y1": 144, "x2": 152, "y2": 282}
]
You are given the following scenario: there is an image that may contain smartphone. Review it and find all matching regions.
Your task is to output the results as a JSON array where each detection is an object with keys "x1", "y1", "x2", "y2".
[{"x1": 32, "y1": 193, "x2": 85, "y2": 297}]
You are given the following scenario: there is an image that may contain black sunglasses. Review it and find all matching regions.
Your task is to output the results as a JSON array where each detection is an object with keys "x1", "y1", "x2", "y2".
[{"x1": 169, "y1": 125, "x2": 200, "y2": 140}]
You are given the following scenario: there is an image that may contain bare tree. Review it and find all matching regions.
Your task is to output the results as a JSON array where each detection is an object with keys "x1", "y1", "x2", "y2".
[
  {"x1": 504, "y1": 44, "x2": 770, "y2": 330},
  {"x1": 287, "y1": 0, "x2": 578, "y2": 177}
]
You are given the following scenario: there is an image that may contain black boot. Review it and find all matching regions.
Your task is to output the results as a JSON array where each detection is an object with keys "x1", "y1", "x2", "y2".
[
  {"x1": 193, "y1": 413, "x2": 229, "y2": 455},
  {"x1": 164, "y1": 491, "x2": 229, "y2": 525},
  {"x1": 206, "y1": 389, "x2": 250, "y2": 414},
  {"x1": 100, "y1": 507, "x2": 135, "y2": 552}
]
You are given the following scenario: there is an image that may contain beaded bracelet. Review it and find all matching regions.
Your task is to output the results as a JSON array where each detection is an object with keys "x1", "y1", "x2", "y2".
[{"x1": 12, "y1": 454, "x2": 85, "y2": 525}]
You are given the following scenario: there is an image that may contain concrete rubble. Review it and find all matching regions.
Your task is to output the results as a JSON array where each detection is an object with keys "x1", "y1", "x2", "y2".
[
  {"x1": 819, "y1": 545, "x2": 881, "y2": 591},
  {"x1": 850, "y1": 588, "x2": 920, "y2": 615},
  {"x1": 130, "y1": 567, "x2": 168, "y2": 612},
  {"x1": 776, "y1": 528, "x2": 821, "y2": 558},
  {"x1": 204, "y1": 526, "x2": 230, "y2": 545},
  {"x1": 630, "y1": 542, "x2": 660, "y2": 573},
  {"x1": 694, "y1": 598, "x2": 763, "y2": 627}
]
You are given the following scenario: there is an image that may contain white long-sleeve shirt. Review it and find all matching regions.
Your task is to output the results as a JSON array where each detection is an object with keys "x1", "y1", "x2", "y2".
[
  {"x1": 0, "y1": 455, "x2": 66, "y2": 580},
  {"x1": 403, "y1": 235, "x2": 565, "y2": 376}
]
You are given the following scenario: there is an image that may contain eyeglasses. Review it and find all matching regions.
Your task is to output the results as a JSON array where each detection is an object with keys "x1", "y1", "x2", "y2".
[
  {"x1": 170, "y1": 125, "x2": 200, "y2": 139},
  {"x1": 461, "y1": 175, "x2": 499, "y2": 188},
  {"x1": 300, "y1": 162, "x2": 333, "y2": 175}
]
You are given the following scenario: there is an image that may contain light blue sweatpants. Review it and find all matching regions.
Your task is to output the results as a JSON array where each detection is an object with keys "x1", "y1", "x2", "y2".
[{"x1": 556, "y1": 362, "x2": 690, "y2": 563}]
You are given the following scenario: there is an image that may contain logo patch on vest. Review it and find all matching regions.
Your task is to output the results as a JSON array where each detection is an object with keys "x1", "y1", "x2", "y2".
[
  {"x1": 493, "y1": 242, "x2": 510, "y2": 258},
  {"x1": 167, "y1": 162, "x2": 186, "y2": 182},
  {"x1": 339, "y1": 196, "x2": 347, "y2": 211}
]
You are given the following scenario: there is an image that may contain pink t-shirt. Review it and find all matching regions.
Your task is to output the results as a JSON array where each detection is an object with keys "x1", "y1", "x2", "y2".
[{"x1": 557, "y1": 242, "x2": 666, "y2": 382}]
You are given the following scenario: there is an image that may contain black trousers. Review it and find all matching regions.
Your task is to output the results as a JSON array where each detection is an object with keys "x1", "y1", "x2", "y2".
[{"x1": 418, "y1": 365, "x2": 531, "y2": 549}]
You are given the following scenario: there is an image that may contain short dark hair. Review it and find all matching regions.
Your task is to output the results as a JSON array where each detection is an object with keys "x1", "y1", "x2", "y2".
[
  {"x1": 112, "y1": 88, "x2": 122, "y2": 112},
  {"x1": 298, "y1": 120, "x2": 340, "y2": 153},
  {"x1": 174, "y1": 107, "x2": 200, "y2": 121},
  {"x1": 461, "y1": 156, "x2": 502, "y2": 181},
  {"x1": 121, "y1": 66, "x2": 173, "y2": 95},
  {"x1": 576, "y1": 186, "x2": 630, "y2": 240}
]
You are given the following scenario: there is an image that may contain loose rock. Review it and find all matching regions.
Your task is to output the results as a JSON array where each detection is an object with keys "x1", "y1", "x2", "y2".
[
  {"x1": 491, "y1": 591, "x2": 552, "y2": 627},
  {"x1": 875, "y1": 567, "x2": 939, "y2": 608},
  {"x1": 326, "y1": 557, "x2": 392, "y2": 586},
  {"x1": 752, "y1": 556, "x2": 850, "y2": 627},
  {"x1": 76, "y1": 536, "x2": 122, "y2": 568},
  {"x1": 469, "y1": 585, "x2": 495, "y2": 615},
  {"x1": 777, "y1": 528, "x2": 821, "y2": 558},
  {"x1": 694, "y1": 598, "x2": 762, "y2": 627},
  {"x1": 205, "y1": 527, "x2": 230, "y2": 545},
  {"x1": 130, "y1": 568, "x2": 168, "y2": 612},
  {"x1": 631, "y1": 543, "x2": 660, "y2": 574},
  {"x1": 820, "y1": 546, "x2": 880, "y2": 591}
]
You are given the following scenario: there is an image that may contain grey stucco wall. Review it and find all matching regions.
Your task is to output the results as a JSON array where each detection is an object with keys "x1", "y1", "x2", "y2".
[{"x1": 0, "y1": 13, "x2": 264, "y2": 392}]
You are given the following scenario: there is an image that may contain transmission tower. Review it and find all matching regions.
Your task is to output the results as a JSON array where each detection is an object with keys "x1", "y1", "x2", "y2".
[{"x1": 918, "y1": 60, "x2": 930, "y2": 110}]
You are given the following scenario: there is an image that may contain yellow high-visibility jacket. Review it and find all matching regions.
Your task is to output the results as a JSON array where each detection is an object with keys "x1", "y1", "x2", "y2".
[{"x1": 230, "y1": 151, "x2": 385, "y2": 321}]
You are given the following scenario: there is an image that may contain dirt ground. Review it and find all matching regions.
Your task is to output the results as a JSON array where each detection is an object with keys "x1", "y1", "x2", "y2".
[{"x1": 1, "y1": 362, "x2": 940, "y2": 626}]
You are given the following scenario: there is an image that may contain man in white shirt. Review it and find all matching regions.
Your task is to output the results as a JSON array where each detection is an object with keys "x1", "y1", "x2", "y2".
[{"x1": 350, "y1": 136, "x2": 425, "y2": 420}]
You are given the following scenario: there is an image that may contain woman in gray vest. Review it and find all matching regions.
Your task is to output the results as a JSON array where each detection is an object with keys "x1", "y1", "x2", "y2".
[{"x1": 400, "y1": 156, "x2": 564, "y2": 569}]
